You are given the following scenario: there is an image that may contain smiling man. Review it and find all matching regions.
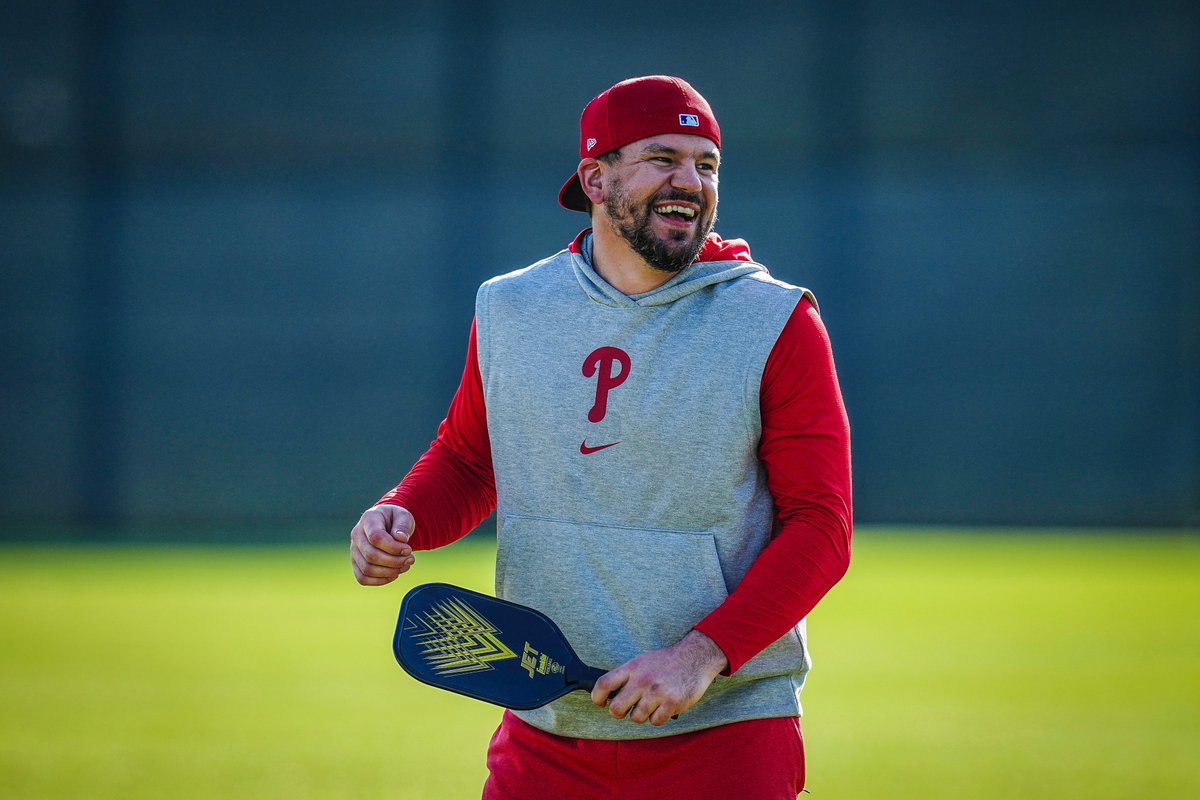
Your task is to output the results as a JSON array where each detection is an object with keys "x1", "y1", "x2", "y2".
[
  {"x1": 585, "y1": 136, "x2": 720, "y2": 283},
  {"x1": 350, "y1": 76, "x2": 853, "y2": 799}
]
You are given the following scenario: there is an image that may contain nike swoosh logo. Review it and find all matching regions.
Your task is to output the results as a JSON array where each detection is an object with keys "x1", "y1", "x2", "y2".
[{"x1": 580, "y1": 440, "x2": 620, "y2": 455}]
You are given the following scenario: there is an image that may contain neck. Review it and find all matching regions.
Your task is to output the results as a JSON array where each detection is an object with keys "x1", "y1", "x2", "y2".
[{"x1": 589, "y1": 213, "x2": 678, "y2": 295}]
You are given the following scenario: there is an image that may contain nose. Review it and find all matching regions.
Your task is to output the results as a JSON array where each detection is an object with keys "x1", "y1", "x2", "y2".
[{"x1": 670, "y1": 160, "x2": 702, "y2": 193}]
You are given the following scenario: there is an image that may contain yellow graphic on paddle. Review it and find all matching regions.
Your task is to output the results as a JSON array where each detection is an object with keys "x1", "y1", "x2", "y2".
[
  {"x1": 521, "y1": 642, "x2": 565, "y2": 679},
  {"x1": 409, "y1": 597, "x2": 518, "y2": 676}
]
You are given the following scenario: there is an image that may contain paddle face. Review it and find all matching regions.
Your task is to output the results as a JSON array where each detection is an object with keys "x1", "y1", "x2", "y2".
[{"x1": 393, "y1": 583, "x2": 604, "y2": 710}]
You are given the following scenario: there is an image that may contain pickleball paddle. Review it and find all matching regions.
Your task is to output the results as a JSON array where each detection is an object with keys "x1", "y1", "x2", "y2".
[{"x1": 392, "y1": 582, "x2": 606, "y2": 710}]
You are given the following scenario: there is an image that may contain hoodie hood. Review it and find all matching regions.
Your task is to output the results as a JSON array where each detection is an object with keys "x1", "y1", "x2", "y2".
[{"x1": 567, "y1": 229, "x2": 768, "y2": 308}]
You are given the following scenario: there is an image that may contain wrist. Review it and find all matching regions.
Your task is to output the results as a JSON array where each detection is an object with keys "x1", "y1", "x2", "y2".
[{"x1": 684, "y1": 629, "x2": 729, "y2": 677}]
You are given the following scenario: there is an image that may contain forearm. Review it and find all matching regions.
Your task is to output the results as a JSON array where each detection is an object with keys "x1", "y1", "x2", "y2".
[
  {"x1": 694, "y1": 298, "x2": 853, "y2": 674},
  {"x1": 694, "y1": 505, "x2": 850, "y2": 674},
  {"x1": 375, "y1": 317, "x2": 497, "y2": 550},
  {"x1": 376, "y1": 439, "x2": 496, "y2": 551}
]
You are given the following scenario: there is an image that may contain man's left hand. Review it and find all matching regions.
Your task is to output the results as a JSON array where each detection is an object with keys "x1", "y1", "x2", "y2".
[{"x1": 590, "y1": 630, "x2": 728, "y2": 726}]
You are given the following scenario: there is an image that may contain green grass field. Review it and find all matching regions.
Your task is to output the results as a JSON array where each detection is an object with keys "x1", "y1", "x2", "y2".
[{"x1": 2, "y1": 528, "x2": 1197, "y2": 799}]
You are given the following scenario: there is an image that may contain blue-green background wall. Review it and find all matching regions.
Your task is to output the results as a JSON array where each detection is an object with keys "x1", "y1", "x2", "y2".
[{"x1": 2, "y1": 0, "x2": 1197, "y2": 531}]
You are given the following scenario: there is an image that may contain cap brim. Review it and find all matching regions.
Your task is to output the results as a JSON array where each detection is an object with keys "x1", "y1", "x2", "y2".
[{"x1": 558, "y1": 173, "x2": 589, "y2": 212}]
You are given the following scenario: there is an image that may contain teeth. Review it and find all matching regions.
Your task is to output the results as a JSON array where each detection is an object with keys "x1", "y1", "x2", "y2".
[{"x1": 656, "y1": 204, "x2": 696, "y2": 218}]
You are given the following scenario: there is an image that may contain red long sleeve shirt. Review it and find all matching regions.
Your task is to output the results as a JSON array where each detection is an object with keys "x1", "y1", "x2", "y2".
[{"x1": 379, "y1": 293, "x2": 852, "y2": 675}]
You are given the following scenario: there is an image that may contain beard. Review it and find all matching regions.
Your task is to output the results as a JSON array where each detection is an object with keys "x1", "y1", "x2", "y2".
[{"x1": 603, "y1": 179, "x2": 717, "y2": 274}]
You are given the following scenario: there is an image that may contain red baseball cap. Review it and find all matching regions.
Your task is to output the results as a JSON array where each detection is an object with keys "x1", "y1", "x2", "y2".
[{"x1": 558, "y1": 75, "x2": 721, "y2": 212}]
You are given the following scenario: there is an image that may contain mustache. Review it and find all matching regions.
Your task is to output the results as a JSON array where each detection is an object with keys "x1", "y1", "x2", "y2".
[{"x1": 650, "y1": 189, "x2": 704, "y2": 209}]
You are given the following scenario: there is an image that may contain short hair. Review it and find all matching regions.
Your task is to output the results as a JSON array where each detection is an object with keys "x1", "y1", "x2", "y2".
[{"x1": 584, "y1": 149, "x2": 624, "y2": 215}]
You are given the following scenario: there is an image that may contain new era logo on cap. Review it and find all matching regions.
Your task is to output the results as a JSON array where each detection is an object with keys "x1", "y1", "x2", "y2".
[
  {"x1": 679, "y1": 113, "x2": 700, "y2": 127},
  {"x1": 586, "y1": 137, "x2": 598, "y2": 151}
]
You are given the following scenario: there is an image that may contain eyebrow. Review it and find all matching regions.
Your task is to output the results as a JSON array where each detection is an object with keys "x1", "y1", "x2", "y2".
[{"x1": 639, "y1": 143, "x2": 721, "y2": 164}]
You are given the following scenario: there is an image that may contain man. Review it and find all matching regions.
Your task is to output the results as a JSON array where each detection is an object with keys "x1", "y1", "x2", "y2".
[{"x1": 351, "y1": 75, "x2": 852, "y2": 799}]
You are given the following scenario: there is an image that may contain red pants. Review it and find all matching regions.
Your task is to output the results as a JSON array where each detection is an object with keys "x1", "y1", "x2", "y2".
[{"x1": 482, "y1": 711, "x2": 805, "y2": 800}]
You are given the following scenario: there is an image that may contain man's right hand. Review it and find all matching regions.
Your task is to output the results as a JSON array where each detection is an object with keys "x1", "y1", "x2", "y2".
[{"x1": 350, "y1": 504, "x2": 416, "y2": 586}]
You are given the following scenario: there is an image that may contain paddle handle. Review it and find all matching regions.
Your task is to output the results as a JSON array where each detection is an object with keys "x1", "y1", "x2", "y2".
[
  {"x1": 568, "y1": 663, "x2": 608, "y2": 692},
  {"x1": 568, "y1": 662, "x2": 680, "y2": 720}
]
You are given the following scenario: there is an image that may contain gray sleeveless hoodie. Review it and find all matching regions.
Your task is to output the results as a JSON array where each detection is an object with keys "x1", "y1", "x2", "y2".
[{"x1": 476, "y1": 232, "x2": 815, "y2": 740}]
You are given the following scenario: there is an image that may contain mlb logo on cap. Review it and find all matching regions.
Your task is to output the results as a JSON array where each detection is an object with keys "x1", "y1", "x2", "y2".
[{"x1": 679, "y1": 113, "x2": 700, "y2": 127}]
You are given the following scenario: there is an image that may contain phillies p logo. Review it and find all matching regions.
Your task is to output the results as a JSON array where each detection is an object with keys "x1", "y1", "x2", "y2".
[{"x1": 582, "y1": 346, "x2": 631, "y2": 423}]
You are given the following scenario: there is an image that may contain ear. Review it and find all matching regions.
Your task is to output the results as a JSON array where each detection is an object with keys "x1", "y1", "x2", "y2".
[{"x1": 578, "y1": 158, "x2": 605, "y2": 205}]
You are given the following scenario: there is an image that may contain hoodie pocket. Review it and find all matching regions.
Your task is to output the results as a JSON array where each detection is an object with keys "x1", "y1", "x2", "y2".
[{"x1": 495, "y1": 513, "x2": 729, "y2": 671}]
